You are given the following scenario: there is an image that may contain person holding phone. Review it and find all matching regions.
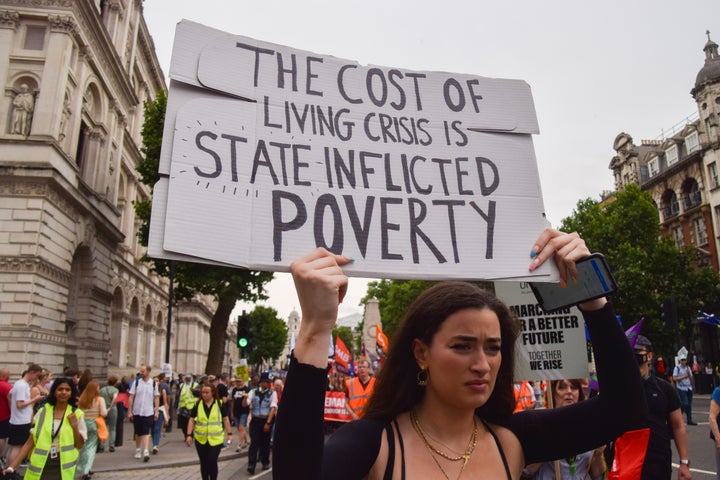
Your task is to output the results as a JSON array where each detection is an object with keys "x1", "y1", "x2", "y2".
[{"x1": 273, "y1": 229, "x2": 646, "y2": 479}]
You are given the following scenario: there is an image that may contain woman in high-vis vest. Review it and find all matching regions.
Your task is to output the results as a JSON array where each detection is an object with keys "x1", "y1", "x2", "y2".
[
  {"x1": 185, "y1": 383, "x2": 232, "y2": 480},
  {"x1": 2, "y1": 377, "x2": 86, "y2": 480}
]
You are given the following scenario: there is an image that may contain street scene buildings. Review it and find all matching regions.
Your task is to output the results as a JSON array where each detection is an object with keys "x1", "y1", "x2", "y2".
[
  {"x1": 0, "y1": 0, "x2": 239, "y2": 378},
  {"x1": 2, "y1": 0, "x2": 720, "y2": 384}
]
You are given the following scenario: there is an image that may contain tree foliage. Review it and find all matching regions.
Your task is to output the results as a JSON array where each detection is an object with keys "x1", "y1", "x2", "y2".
[
  {"x1": 247, "y1": 306, "x2": 288, "y2": 367},
  {"x1": 560, "y1": 183, "x2": 720, "y2": 357},
  {"x1": 134, "y1": 92, "x2": 274, "y2": 375}
]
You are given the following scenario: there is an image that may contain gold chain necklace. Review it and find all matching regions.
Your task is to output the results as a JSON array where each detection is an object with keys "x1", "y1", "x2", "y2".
[{"x1": 410, "y1": 410, "x2": 478, "y2": 479}]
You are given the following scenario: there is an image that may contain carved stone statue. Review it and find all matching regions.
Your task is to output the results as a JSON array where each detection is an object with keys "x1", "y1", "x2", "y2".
[
  {"x1": 11, "y1": 84, "x2": 35, "y2": 136},
  {"x1": 59, "y1": 94, "x2": 71, "y2": 141}
]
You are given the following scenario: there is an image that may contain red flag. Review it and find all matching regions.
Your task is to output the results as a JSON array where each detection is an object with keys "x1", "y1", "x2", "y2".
[
  {"x1": 334, "y1": 335, "x2": 352, "y2": 375},
  {"x1": 376, "y1": 324, "x2": 389, "y2": 357}
]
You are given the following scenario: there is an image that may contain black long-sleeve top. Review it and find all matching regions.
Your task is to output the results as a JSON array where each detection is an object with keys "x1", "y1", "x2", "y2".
[{"x1": 273, "y1": 302, "x2": 646, "y2": 479}]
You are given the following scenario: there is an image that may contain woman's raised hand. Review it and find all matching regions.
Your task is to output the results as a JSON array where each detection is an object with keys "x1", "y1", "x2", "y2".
[
  {"x1": 290, "y1": 248, "x2": 352, "y2": 367},
  {"x1": 529, "y1": 229, "x2": 606, "y2": 311}
]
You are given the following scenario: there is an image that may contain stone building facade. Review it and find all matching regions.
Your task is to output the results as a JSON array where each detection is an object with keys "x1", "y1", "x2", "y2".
[
  {"x1": 0, "y1": 0, "x2": 234, "y2": 378},
  {"x1": 609, "y1": 33, "x2": 720, "y2": 271}
]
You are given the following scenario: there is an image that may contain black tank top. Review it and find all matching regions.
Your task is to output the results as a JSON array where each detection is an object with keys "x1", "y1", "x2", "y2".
[{"x1": 384, "y1": 417, "x2": 512, "y2": 480}]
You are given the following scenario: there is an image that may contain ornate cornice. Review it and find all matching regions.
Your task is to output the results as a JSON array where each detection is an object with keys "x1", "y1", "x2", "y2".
[
  {"x1": 0, "y1": 10, "x2": 20, "y2": 30},
  {"x1": 0, "y1": 178, "x2": 79, "y2": 221},
  {"x1": 0, "y1": 255, "x2": 72, "y2": 286},
  {"x1": 48, "y1": 14, "x2": 77, "y2": 35}
]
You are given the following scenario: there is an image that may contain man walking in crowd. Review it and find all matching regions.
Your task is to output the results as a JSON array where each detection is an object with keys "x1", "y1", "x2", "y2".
[
  {"x1": 244, "y1": 372, "x2": 277, "y2": 474},
  {"x1": 127, "y1": 364, "x2": 159, "y2": 463},
  {"x1": 618, "y1": 335, "x2": 691, "y2": 479},
  {"x1": 673, "y1": 353, "x2": 697, "y2": 425},
  {"x1": 345, "y1": 358, "x2": 375, "y2": 420},
  {"x1": 0, "y1": 369, "x2": 12, "y2": 466},
  {"x1": 229, "y1": 377, "x2": 250, "y2": 451},
  {"x1": 7, "y1": 364, "x2": 43, "y2": 468},
  {"x1": 176, "y1": 373, "x2": 197, "y2": 438}
]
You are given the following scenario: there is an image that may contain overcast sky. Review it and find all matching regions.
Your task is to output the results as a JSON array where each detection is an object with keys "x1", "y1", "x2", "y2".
[{"x1": 142, "y1": 0, "x2": 720, "y2": 321}]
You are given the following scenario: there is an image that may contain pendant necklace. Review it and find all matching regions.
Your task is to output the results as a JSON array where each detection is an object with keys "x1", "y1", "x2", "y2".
[{"x1": 410, "y1": 410, "x2": 478, "y2": 479}]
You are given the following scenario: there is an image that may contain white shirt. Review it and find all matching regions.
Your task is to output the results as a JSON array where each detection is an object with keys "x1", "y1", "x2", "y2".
[
  {"x1": 129, "y1": 378, "x2": 158, "y2": 416},
  {"x1": 9, "y1": 378, "x2": 32, "y2": 425}
]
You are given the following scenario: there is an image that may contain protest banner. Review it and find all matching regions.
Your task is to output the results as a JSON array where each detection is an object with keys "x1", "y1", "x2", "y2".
[
  {"x1": 494, "y1": 281, "x2": 589, "y2": 381},
  {"x1": 150, "y1": 20, "x2": 558, "y2": 282},
  {"x1": 324, "y1": 391, "x2": 352, "y2": 423}
]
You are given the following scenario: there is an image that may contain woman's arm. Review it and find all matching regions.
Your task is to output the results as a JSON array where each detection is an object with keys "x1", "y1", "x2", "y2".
[
  {"x1": 69, "y1": 411, "x2": 85, "y2": 449},
  {"x1": 273, "y1": 248, "x2": 352, "y2": 480},
  {"x1": 710, "y1": 395, "x2": 720, "y2": 451},
  {"x1": 509, "y1": 230, "x2": 646, "y2": 463},
  {"x1": 98, "y1": 397, "x2": 108, "y2": 416},
  {"x1": 185, "y1": 416, "x2": 195, "y2": 446},
  {"x1": 509, "y1": 302, "x2": 646, "y2": 463}
]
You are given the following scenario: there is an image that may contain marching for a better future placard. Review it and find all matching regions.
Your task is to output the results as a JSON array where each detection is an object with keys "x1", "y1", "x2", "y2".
[
  {"x1": 494, "y1": 282, "x2": 589, "y2": 381},
  {"x1": 149, "y1": 20, "x2": 558, "y2": 282}
]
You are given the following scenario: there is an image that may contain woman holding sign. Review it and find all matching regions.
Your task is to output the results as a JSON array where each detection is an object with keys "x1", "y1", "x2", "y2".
[{"x1": 273, "y1": 229, "x2": 645, "y2": 479}]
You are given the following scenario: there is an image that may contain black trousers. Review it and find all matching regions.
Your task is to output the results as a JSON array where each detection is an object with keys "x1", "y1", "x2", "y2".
[
  {"x1": 248, "y1": 417, "x2": 272, "y2": 468},
  {"x1": 194, "y1": 440, "x2": 222, "y2": 480}
]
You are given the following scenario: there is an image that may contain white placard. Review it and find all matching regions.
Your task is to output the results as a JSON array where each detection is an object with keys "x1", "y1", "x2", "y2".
[
  {"x1": 150, "y1": 20, "x2": 558, "y2": 282},
  {"x1": 495, "y1": 281, "x2": 589, "y2": 381}
]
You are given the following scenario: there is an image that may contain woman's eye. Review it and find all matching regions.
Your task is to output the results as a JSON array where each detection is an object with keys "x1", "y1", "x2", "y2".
[{"x1": 451, "y1": 344, "x2": 471, "y2": 351}]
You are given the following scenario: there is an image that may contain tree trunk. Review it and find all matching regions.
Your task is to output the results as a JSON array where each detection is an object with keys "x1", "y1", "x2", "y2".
[{"x1": 204, "y1": 293, "x2": 236, "y2": 375}]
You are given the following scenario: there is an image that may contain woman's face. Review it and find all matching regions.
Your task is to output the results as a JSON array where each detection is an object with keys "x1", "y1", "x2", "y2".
[
  {"x1": 414, "y1": 308, "x2": 502, "y2": 410},
  {"x1": 201, "y1": 386, "x2": 213, "y2": 401},
  {"x1": 54, "y1": 383, "x2": 73, "y2": 403},
  {"x1": 553, "y1": 380, "x2": 580, "y2": 407}
]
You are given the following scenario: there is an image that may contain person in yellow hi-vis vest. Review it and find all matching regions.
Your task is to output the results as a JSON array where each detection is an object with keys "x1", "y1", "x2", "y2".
[
  {"x1": 185, "y1": 383, "x2": 232, "y2": 480},
  {"x1": 2, "y1": 377, "x2": 86, "y2": 480}
]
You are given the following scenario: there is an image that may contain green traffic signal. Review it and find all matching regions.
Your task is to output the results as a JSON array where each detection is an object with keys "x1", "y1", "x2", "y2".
[{"x1": 238, "y1": 337, "x2": 248, "y2": 348}]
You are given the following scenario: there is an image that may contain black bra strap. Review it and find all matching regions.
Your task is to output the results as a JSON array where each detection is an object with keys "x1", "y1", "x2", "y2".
[
  {"x1": 393, "y1": 418, "x2": 406, "y2": 479},
  {"x1": 481, "y1": 418, "x2": 512, "y2": 480},
  {"x1": 382, "y1": 422, "x2": 395, "y2": 480}
]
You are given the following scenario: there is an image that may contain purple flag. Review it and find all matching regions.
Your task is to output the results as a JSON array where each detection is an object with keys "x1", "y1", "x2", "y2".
[{"x1": 625, "y1": 318, "x2": 645, "y2": 349}]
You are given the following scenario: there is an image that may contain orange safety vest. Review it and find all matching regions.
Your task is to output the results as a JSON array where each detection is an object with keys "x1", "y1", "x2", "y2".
[
  {"x1": 346, "y1": 376, "x2": 376, "y2": 418},
  {"x1": 513, "y1": 381, "x2": 534, "y2": 413}
]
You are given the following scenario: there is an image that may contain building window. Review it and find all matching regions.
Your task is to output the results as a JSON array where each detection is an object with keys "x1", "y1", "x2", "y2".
[
  {"x1": 665, "y1": 144, "x2": 679, "y2": 166},
  {"x1": 685, "y1": 131, "x2": 700, "y2": 154},
  {"x1": 648, "y1": 158, "x2": 659, "y2": 177},
  {"x1": 672, "y1": 227, "x2": 684, "y2": 248},
  {"x1": 715, "y1": 205, "x2": 720, "y2": 232},
  {"x1": 23, "y1": 26, "x2": 46, "y2": 50},
  {"x1": 710, "y1": 163, "x2": 719, "y2": 188},
  {"x1": 693, "y1": 217, "x2": 708, "y2": 245}
]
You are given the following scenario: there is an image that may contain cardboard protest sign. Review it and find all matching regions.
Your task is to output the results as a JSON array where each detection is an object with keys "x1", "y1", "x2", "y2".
[
  {"x1": 150, "y1": 20, "x2": 558, "y2": 281},
  {"x1": 494, "y1": 281, "x2": 589, "y2": 381}
]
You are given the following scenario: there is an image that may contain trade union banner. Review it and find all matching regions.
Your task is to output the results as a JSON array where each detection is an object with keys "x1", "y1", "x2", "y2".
[{"x1": 149, "y1": 20, "x2": 559, "y2": 282}]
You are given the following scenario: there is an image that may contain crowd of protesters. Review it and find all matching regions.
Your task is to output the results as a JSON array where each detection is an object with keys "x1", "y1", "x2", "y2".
[{"x1": 0, "y1": 363, "x2": 284, "y2": 480}]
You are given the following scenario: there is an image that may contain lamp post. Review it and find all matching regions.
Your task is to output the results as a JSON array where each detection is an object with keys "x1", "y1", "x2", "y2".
[{"x1": 165, "y1": 261, "x2": 174, "y2": 364}]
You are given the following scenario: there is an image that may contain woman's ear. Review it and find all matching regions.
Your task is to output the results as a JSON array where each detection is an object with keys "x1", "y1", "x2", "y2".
[{"x1": 412, "y1": 338, "x2": 428, "y2": 369}]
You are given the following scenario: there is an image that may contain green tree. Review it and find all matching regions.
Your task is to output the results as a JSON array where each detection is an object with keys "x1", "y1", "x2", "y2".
[
  {"x1": 247, "y1": 306, "x2": 288, "y2": 367},
  {"x1": 134, "y1": 92, "x2": 274, "y2": 375},
  {"x1": 560, "y1": 183, "x2": 720, "y2": 357}
]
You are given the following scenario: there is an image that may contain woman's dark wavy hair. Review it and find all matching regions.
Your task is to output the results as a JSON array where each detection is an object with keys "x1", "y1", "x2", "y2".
[
  {"x1": 47, "y1": 377, "x2": 79, "y2": 408},
  {"x1": 363, "y1": 281, "x2": 520, "y2": 423}
]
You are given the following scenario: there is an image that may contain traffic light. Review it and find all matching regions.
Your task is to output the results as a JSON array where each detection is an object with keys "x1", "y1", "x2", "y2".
[{"x1": 237, "y1": 311, "x2": 250, "y2": 351}]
